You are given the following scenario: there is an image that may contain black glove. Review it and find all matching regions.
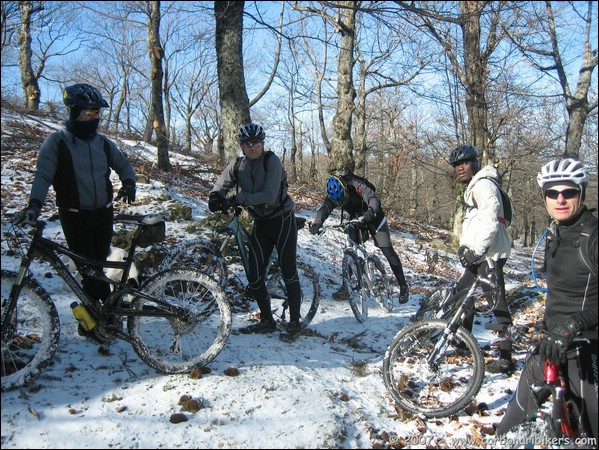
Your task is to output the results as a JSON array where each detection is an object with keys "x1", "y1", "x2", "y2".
[
  {"x1": 458, "y1": 245, "x2": 481, "y2": 268},
  {"x1": 309, "y1": 222, "x2": 322, "y2": 235},
  {"x1": 539, "y1": 319, "x2": 581, "y2": 364},
  {"x1": 226, "y1": 195, "x2": 238, "y2": 211},
  {"x1": 116, "y1": 179, "x2": 136, "y2": 204},
  {"x1": 15, "y1": 201, "x2": 41, "y2": 225},
  {"x1": 362, "y1": 208, "x2": 375, "y2": 223},
  {"x1": 208, "y1": 192, "x2": 224, "y2": 213}
]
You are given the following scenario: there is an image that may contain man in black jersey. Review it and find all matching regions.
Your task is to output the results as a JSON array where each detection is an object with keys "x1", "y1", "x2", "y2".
[{"x1": 497, "y1": 158, "x2": 598, "y2": 440}]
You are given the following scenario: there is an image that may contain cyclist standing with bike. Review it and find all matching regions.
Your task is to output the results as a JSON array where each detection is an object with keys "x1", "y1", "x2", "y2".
[
  {"x1": 309, "y1": 173, "x2": 410, "y2": 304},
  {"x1": 208, "y1": 123, "x2": 303, "y2": 343},
  {"x1": 497, "y1": 158, "x2": 598, "y2": 440},
  {"x1": 449, "y1": 144, "x2": 514, "y2": 374},
  {"x1": 15, "y1": 83, "x2": 136, "y2": 338}
]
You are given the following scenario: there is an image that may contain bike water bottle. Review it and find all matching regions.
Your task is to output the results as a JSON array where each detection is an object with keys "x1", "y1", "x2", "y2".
[{"x1": 71, "y1": 302, "x2": 96, "y2": 331}]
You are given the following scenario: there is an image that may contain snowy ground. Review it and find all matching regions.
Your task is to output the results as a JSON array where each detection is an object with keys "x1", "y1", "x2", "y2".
[{"x1": 1, "y1": 109, "x2": 547, "y2": 449}]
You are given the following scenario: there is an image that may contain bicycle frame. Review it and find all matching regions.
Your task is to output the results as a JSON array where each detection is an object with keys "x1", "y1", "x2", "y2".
[
  {"x1": 422, "y1": 261, "x2": 499, "y2": 366},
  {"x1": 2, "y1": 218, "x2": 181, "y2": 345},
  {"x1": 531, "y1": 337, "x2": 592, "y2": 441}
]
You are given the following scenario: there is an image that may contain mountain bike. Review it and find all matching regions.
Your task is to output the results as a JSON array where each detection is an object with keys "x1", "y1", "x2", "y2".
[
  {"x1": 157, "y1": 206, "x2": 320, "y2": 329},
  {"x1": 496, "y1": 334, "x2": 597, "y2": 449},
  {"x1": 1, "y1": 213, "x2": 231, "y2": 392},
  {"x1": 318, "y1": 220, "x2": 392, "y2": 322},
  {"x1": 382, "y1": 258, "x2": 501, "y2": 417},
  {"x1": 410, "y1": 261, "x2": 501, "y2": 323}
]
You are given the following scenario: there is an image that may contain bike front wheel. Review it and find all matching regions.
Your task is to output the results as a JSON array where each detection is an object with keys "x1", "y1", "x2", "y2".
[
  {"x1": 383, "y1": 319, "x2": 485, "y2": 418},
  {"x1": 128, "y1": 268, "x2": 231, "y2": 374},
  {"x1": 343, "y1": 251, "x2": 367, "y2": 322},
  {"x1": 1, "y1": 270, "x2": 60, "y2": 392},
  {"x1": 156, "y1": 238, "x2": 228, "y2": 287},
  {"x1": 367, "y1": 255, "x2": 392, "y2": 312},
  {"x1": 267, "y1": 260, "x2": 320, "y2": 328}
]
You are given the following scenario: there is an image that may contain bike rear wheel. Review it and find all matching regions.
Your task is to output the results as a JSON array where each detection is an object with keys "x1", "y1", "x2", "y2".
[
  {"x1": 367, "y1": 255, "x2": 392, "y2": 312},
  {"x1": 411, "y1": 288, "x2": 454, "y2": 323},
  {"x1": 267, "y1": 260, "x2": 320, "y2": 328},
  {"x1": 1, "y1": 270, "x2": 60, "y2": 392},
  {"x1": 383, "y1": 319, "x2": 485, "y2": 418},
  {"x1": 128, "y1": 268, "x2": 231, "y2": 374},
  {"x1": 156, "y1": 238, "x2": 228, "y2": 287},
  {"x1": 343, "y1": 251, "x2": 367, "y2": 322}
]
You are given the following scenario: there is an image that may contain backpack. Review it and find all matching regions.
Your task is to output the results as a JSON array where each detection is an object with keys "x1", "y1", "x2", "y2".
[
  {"x1": 475, "y1": 177, "x2": 513, "y2": 227},
  {"x1": 233, "y1": 150, "x2": 274, "y2": 181},
  {"x1": 342, "y1": 173, "x2": 377, "y2": 193},
  {"x1": 232, "y1": 151, "x2": 290, "y2": 218}
]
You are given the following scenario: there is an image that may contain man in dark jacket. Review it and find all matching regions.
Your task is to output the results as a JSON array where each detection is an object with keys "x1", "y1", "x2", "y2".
[
  {"x1": 16, "y1": 84, "x2": 136, "y2": 337},
  {"x1": 309, "y1": 173, "x2": 409, "y2": 304},
  {"x1": 208, "y1": 122, "x2": 302, "y2": 343},
  {"x1": 497, "y1": 158, "x2": 598, "y2": 440}
]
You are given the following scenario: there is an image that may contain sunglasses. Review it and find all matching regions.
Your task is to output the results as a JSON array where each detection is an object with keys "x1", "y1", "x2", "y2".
[
  {"x1": 83, "y1": 108, "x2": 100, "y2": 116},
  {"x1": 243, "y1": 141, "x2": 263, "y2": 148},
  {"x1": 545, "y1": 188, "x2": 580, "y2": 200}
]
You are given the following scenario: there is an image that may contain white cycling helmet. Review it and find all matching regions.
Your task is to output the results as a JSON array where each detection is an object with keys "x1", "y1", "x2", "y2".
[{"x1": 536, "y1": 158, "x2": 590, "y2": 189}]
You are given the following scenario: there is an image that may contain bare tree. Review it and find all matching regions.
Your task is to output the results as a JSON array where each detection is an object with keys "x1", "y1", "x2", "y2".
[
  {"x1": 503, "y1": 1, "x2": 598, "y2": 159},
  {"x1": 146, "y1": 1, "x2": 170, "y2": 171},
  {"x1": 214, "y1": 1, "x2": 250, "y2": 162},
  {"x1": 17, "y1": 1, "x2": 40, "y2": 111}
]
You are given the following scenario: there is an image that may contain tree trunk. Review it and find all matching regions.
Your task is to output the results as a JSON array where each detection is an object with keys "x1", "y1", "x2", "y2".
[
  {"x1": 460, "y1": 1, "x2": 489, "y2": 161},
  {"x1": 18, "y1": 1, "x2": 40, "y2": 112},
  {"x1": 328, "y1": 1, "x2": 357, "y2": 175},
  {"x1": 147, "y1": 0, "x2": 171, "y2": 171},
  {"x1": 214, "y1": 1, "x2": 250, "y2": 162}
]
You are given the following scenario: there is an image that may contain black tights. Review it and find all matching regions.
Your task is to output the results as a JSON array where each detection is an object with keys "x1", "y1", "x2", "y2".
[
  {"x1": 59, "y1": 207, "x2": 113, "y2": 302},
  {"x1": 247, "y1": 211, "x2": 301, "y2": 323}
]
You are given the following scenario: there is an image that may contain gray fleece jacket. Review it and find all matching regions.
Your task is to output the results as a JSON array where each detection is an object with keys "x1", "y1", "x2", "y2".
[
  {"x1": 210, "y1": 151, "x2": 294, "y2": 220},
  {"x1": 29, "y1": 128, "x2": 135, "y2": 210}
]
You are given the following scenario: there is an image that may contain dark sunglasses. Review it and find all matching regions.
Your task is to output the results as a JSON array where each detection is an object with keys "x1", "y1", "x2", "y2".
[
  {"x1": 545, "y1": 188, "x2": 580, "y2": 200},
  {"x1": 83, "y1": 108, "x2": 100, "y2": 116},
  {"x1": 243, "y1": 141, "x2": 263, "y2": 148}
]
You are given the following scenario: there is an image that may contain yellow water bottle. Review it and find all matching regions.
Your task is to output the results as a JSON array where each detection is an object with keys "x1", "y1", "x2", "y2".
[{"x1": 71, "y1": 302, "x2": 96, "y2": 331}]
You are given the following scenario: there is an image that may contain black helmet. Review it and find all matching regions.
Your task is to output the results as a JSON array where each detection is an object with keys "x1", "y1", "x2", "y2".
[
  {"x1": 63, "y1": 83, "x2": 109, "y2": 109},
  {"x1": 238, "y1": 123, "x2": 266, "y2": 142},
  {"x1": 449, "y1": 144, "x2": 479, "y2": 166}
]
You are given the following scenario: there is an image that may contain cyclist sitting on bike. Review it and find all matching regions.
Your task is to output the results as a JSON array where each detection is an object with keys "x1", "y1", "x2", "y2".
[
  {"x1": 497, "y1": 158, "x2": 598, "y2": 439},
  {"x1": 449, "y1": 144, "x2": 514, "y2": 374},
  {"x1": 208, "y1": 122, "x2": 303, "y2": 343},
  {"x1": 309, "y1": 172, "x2": 410, "y2": 304},
  {"x1": 15, "y1": 83, "x2": 136, "y2": 338}
]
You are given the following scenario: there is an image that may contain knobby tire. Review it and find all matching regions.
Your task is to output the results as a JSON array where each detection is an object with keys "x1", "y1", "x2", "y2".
[
  {"x1": 383, "y1": 319, "x2": 485, "y2": 418},
  {"x1": 1, "y1": 270, "x2": 61, "y2": 392},
  {"x1": 128, "y1": 268, "x2": 231, "y2": 374}
]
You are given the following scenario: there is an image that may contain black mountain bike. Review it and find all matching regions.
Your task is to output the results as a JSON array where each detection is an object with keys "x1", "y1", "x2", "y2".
[
  {"x1": 318, "y1": 220, "x2": 392, "y2": 322},
  {"x1": 383, "y1": 258, "x2": 501, "y2": 417},
  {"x1": 1, "y1": 213, "x2": 231, "y2": 392},
  {"x1": 157, "y1": 206, "x2": 320, "y2": 329},
  {"x1": 497, "y1": 334, "x2": 597, "y2": 449}
]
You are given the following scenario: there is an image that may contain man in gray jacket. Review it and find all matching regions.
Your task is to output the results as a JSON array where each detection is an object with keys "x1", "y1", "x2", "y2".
[
  {"x1": 208, "y1": 123, "x2": 302, "y2": 343},
  {"x1": 450, "y1": 144, "x2": 513, "y2": 374},
  {"x1": 17, "y1": 84, "x2": 136, "y2": 337}
]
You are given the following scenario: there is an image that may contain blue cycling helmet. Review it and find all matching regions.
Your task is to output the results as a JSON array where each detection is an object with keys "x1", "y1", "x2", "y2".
[
  {"x1": 238, "y1": 122, "x2": 266, "y2": 142},
  {"x1": 327, "y1": 176, "x2": 347, "y2": 206}
]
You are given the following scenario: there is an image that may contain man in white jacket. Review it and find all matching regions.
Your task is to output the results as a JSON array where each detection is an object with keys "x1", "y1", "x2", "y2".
[{"x1": 450, "y1": 144, "x2": 514, "y2": 374}]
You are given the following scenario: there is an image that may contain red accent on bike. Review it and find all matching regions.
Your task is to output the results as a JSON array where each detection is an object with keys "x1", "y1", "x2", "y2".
[{"x1": 544, "y1": 360, "x2": 559, "y2": 384}]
